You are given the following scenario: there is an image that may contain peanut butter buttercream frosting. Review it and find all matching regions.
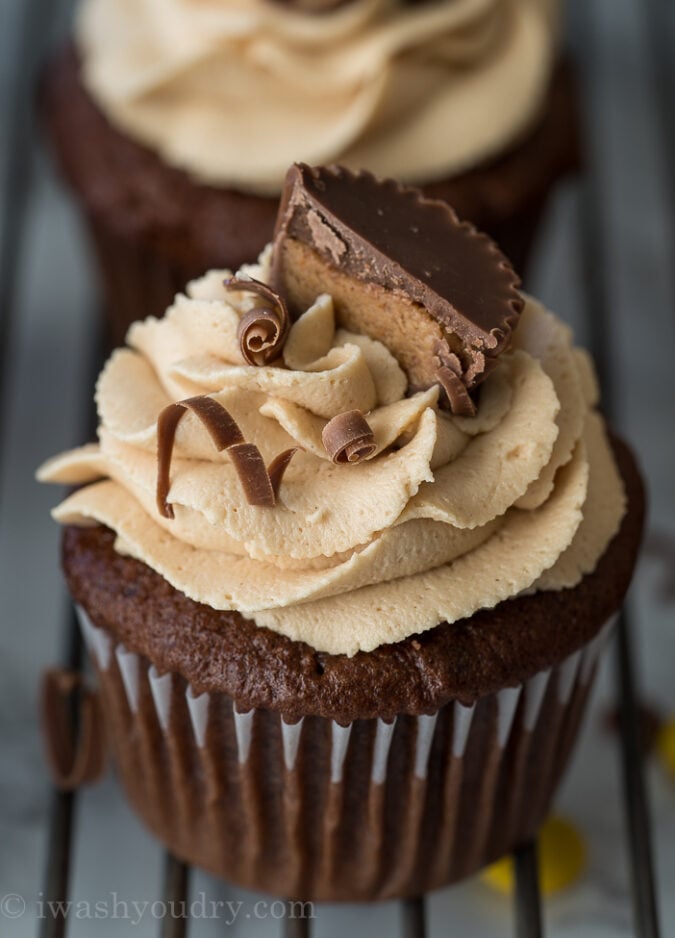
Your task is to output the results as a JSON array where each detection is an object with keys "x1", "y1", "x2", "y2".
[
  {"x1": 76, "y1": 0, "x2": 559, "y2": 194},
  {"x1": 39, "y1": 248, "x2": 626, "y2": 656}
]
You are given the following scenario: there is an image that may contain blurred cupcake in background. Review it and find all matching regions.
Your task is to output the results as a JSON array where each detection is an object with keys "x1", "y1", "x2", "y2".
[{"x1": 41, "y1": 0, "x2": 580, "y2": 342}]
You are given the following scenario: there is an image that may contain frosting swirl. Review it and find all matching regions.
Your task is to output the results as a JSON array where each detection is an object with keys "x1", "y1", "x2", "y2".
[
  {"x1": 39, "y1": 250, "x2": 626, "y2": 656},
  {"x1": 77, "y1": 0, "x2": 559, "y2": 194}
]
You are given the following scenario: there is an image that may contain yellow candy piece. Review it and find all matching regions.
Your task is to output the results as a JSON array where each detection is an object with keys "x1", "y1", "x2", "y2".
[
  {"x1": 481, "y1": 815, "x2": 586, "y2": 898},
  {"x1": 656, "y1": 719, "x2": 675, "y2": 780}
]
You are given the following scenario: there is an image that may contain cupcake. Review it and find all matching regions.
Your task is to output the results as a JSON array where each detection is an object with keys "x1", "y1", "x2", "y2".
[
  {"x1": 41, "y1": 0, "x2": 579, "y2": 344},
  {"x1": 38, "y1": 167, "x2": 643, "y2": 901}
]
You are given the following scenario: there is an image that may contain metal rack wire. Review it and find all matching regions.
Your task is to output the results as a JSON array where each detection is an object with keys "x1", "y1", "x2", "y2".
[{"x1": 0, "y1": 0, "x2": 665, "y2": 935}]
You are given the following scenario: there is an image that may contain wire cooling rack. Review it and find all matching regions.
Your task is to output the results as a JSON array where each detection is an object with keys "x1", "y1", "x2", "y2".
[{"x1": 0, "y1": 0, "x2": 666, "y2": 935}]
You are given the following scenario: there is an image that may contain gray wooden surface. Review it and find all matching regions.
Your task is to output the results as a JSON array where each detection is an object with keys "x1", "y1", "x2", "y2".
[{"x1": 1, "y1": 0, "x2": 674, "y2": 935}]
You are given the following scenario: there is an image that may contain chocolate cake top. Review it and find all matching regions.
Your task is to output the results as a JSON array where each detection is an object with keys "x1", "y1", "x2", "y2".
[
  {"x1": 272, "y1": 164, "x2": 523, "y2": 403},
  {"x1": 62, "y1": 436, "x2": 644, "y2": 723}
]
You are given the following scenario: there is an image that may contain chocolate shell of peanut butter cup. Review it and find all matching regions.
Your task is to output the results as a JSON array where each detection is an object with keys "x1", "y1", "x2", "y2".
[{"x1": 271, "y1": 164, "x2": 523, "y2": 410}]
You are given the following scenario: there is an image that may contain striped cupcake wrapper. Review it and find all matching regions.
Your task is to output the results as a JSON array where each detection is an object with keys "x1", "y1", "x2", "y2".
[{"x1": 77, "y1": 607, "x2": 616, "y2": 901}]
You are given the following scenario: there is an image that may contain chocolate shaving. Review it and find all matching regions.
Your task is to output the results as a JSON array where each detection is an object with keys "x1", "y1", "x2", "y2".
[
  {"x1": 156, "y1": 395, "x2": 298, "y2": 516},
  {"x1": 322, "y1": 410, "x2": 376, "y2": 464},
  {"x1": 41, "y1": 668, "x2": 106, "y2": 791},
  {"x1": 437, "y1": 366, "x2": 477, "y2": 418},
  {"x1": 156, "y1": 404, "x2": 185, "y2": 520},
  {"x1": 157, "y1": 396, "x2": 244, "y2": 519},
  {"x1": 227, "y1": 442, "x2": 276, "y2": 508},
  {"x1": 266, "y1": 0, "x2": 354, "y2": 11},
  {"x1": 179, "y1": 395, "x2": 245, "y2": 448},
  {"x1": 224, "y1": 277, "x2": 290, "y2": 366},
  {"x1": 268, "y1": 447, "x2": 301, "y2": 498}
]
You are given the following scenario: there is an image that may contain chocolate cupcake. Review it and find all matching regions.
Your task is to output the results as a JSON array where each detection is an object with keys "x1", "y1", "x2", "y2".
[
  {"x1": 38, "y1": 168, "x2": 643, "y2": 901},
  {"x1": 41, "y1": 0, "x2": 579, "y2": 344}
]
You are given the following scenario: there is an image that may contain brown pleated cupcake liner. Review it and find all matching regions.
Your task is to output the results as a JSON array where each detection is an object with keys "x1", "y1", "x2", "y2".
[
  {"x1": 84, "y1": 211, "x2": 200, "y2": 347},
  {"x1": 77, "y1": 607, "x2": 616, "y2": 902}
]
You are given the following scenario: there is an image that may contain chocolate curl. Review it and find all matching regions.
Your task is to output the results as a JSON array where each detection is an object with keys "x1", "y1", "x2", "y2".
[
  {"x1": 437, "y1": 366, "x2": 477, "y2": 418},
  {"x1": 156, "y1": 395, "x2": 299, "y2": 516},
  {"x1": 266, "y1": 0, "x2": 355, "y2": 11},
  {"x1": 224, "y1": 277, "x2": 290, "y2": 366},
  {"x1": 322, "y1": 410, "x2": 376, "y2": 464},
  {"x1": 180, "y1": 395, "x2": 246, "y2": 449},
  {"x1": 41, "y1": 668, "x2": 106, "y2": 791},
  {"x1": 227, "y1": 442, "x2": 275, "y2": 508},
  {"x1": 157, "y1": 396, "x2": 245, "y2": 519},
  {"x1": 267, "y1": 447, "x2": 300, "y2": 498}
]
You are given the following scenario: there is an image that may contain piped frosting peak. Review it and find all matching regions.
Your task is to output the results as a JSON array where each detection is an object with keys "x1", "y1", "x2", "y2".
[{"x1": 39, "y1": 248, "x2": 625, "y2": 656}]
